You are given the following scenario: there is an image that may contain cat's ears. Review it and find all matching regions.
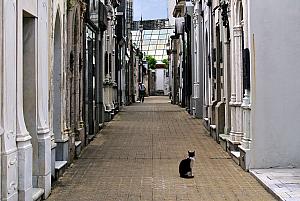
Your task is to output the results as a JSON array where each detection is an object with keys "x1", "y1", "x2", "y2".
[{"x1": 188, "y1": 150, "x2": 195, "y2": 156}]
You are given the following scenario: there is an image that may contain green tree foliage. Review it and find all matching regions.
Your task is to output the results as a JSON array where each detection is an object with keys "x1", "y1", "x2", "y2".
[
  {"x1": 162, "y1": 58, "x2": 169, "y2": 67},
  {"x1": 146, "y1": 55, "x2": 157, "y2": 69}
]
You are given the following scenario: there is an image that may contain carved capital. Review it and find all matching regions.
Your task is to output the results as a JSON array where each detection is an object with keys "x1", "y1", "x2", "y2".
[{"x1": 233, "y1": 26, "x2": 243, "y2": 37}]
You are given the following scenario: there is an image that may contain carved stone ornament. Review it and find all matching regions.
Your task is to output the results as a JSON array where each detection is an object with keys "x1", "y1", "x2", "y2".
[
  {"x1": 8, "y1": 156, "x2": 17, "y2": 168},
  {"x1": 8, "y1": 182, "x2": 17, "y2": 195},
  {"x1": 6, "y1": 130, "x2": 16, "y2": 140},
  {"x1": 233, "y1": 26, "x2": 243, "y2": 37},
  {"x1": 193, "y1": 12, "x2": 199, "y2": 27},
  {"x1": 42, "y1": 1, "x2": 47, "y2": 8}
]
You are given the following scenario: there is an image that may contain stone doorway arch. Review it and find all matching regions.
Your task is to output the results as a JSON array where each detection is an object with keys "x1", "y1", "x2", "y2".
[{"x1": 53, "y1": 11, "x2": 62, "y2": 148}]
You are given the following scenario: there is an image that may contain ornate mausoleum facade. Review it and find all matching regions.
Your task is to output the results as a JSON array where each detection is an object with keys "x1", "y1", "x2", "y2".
[
  {"x1": 172, "y1": 0, "x2": 300, "y2": 171},
  {"x1": 0, "y1": 0, "x2": 134, "y2": 200}
]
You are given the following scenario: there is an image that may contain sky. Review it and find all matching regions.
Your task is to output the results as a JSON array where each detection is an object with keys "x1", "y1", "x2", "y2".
[{"x1": 133, "y1": 0, "x2": 168, "y2": 21}]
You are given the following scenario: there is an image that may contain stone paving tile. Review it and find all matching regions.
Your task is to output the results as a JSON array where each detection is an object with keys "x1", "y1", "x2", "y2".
[
  {"x1": 47, "y1": 97, "x2": 276, "y2": 201},
  {"x1": 251, "y1": 168, "x2": 300, "y2": 201}
]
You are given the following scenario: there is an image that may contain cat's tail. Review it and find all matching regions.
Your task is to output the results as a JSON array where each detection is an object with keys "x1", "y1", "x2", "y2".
[{"x1": 180, "y1": 174, "x2": 194, "y2": 179}]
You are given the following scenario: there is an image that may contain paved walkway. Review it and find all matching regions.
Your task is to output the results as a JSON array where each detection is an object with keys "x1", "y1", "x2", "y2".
[
  {"x1": 251, "y1": 168, "x2": 300, "y2": 201},
  {"x1": 47, "y1": 96, "x2": 276, "y2": 201}
]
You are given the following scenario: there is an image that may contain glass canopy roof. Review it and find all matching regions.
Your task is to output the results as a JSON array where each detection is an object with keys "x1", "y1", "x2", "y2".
[{"x1": 131, "y1": 29, "x2": 174, "y2": 62}]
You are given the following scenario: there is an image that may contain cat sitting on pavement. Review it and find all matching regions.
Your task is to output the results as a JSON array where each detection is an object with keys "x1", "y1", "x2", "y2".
[{"x1": 179, "y1": 151, "x2": 195, "y2": 178}]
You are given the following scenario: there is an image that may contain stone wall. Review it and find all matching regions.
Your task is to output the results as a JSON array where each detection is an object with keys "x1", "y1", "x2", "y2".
[{"x1": 250, "y1": 0, "x2": 300, "y2": 168}]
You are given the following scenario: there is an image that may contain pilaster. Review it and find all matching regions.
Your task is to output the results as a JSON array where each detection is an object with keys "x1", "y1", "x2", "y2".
[
  {"x1": 229, "y1": 25, "x2": 243, "y2": 143},
  {"x1": 55, "y1": 129, "x2": 69, "y2": 162},
  {"x1": 241, "y1": 89, "x2": 251, "y2": 149},
  {"x1": 240, "y1": 89, "x2": 251, "y2": 171},
  {"x1": 223, "y1": 40, "x2": 231, "y2": 135},
  {"x1": 37, "y1": 0, "x2": 51, "y2": 197},
  {"x1": 37, "y1": 127, "x2": 51, "y2": 198},
  {"x1": 16, "y1": 135, "x2": 32, "y2": 201},
  {"x1": 0, "y1": 0, "x2": 2, "y2": 196},
  {"x1": 234, "y1": 25, "x2": 244, "y2": 142},
  {"x1": 2, "y1": 1, "x2": 19, "y2": 200}
]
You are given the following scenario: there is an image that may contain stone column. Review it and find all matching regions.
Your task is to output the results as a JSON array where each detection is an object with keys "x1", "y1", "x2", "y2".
[
  {"x1": 95, "y1": 32, "x2": 101, "y2": 131},
  {"x1": 229, "y1": 25, "x2": 242, "y2": 142},
  {"x1": 0, "y1": 2, "x2": 2, "y2": 198},
  {"x1": 171, "y1": 40, "x2": 177, "y2": 104},
  {"x1": 192, "y1": 0, "x2": 199, "y2": 118},
  {"x1": 203, "y1": 25, "x2": 209, "y2": 120},
  {"x1": 241, "y1": 89, "x2": 251, "y2": 149},
  {"x1": 47, "y1": 0, "x2": 55, "y2": 182},
  {"x1": 234, "y1": 25, "x2": 244, "y2": 142},
  {"x1": 37, "y1": 0, "x2": 51, "y2": 198},
  {"x1": 78, "y1": 5, "x2": 85, "y2": 134},
  {"x1": 240, "y1": 88, "x2": 251, "y2": 170},
  {"x1": 207, "y1": 7, "x2": 213, "y2": 124},
  {"x1": 204, "y1": 7, "x2": 213, "y2": 124},
  {"x1": 240, "y1": 0, "x2": 251, "y2": 150},
  {"x1": 99, "y1": 34, "x2": 105, "y2": 125},
  {"x1": 224, "y1": 39, "x2": 231, "y2": 135},
  {"x1": 112, "y1": 17, "x2": 117, "y2": 109},
  {"x1": 198, "y1": 2, "x2": 205, "y2": 119},
  {"x1": 104, "y1": 17, "x2": 111, "y2": 112},
  {"x1": 108, "y1": 16, "x2": 112, "y2": 109}
]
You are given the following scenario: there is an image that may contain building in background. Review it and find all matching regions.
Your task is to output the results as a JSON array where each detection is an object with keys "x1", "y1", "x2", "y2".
[
  {"x1": 132, "y1": 18, "x2": 170, "y2": 30},
  {"x1": 168, "y1": 0, "x2": 176, "y2": 27},
  {"x1": 131, "y1": 19, "x2": 173, "y2": 96},
  {"x1": 131, "y1": 28, "x2": 173, "y2": 63},
  {"x1": 155, "y1": 63, "x2": 169, "y2": 96}
]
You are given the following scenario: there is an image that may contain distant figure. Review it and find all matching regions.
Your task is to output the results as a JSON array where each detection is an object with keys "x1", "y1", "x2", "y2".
[
  {"x1": 138, "y1": 82, "x2": 146, "y2": 103},
  {"x1": 179, "y1": 151, "x2": 195, "y2": 178}
]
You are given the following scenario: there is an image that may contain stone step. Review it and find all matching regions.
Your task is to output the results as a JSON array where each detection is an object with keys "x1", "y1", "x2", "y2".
[
  {"x1": 210, "y1": 124, "x2": 216, "y2": 130},
  {"x1": 75, "y1": 141, "x2": 82, "y2": 157},
  {"x1": 203, "y1": 118, "x2": 210, "y2": 130},
  {"x1": 32, "y1": 188, "x2": 44, "y2": 201},
  {"x1": 219, "y1": 134, "x2": 229, "y2": 151},
  {"x1": 231, "y1": 151, "x2": 240, "y2": 165},
  {"x1": 55, "y1": 161, "x2": 68, "y2": 180},
  {"x1": 87, "y1": 134, "x2": 95, "y2": 143},
  {"x1": 99, "y1": 123, "x2": 104, "y2": 129},
  {"x1": 210, "y1": 125, "x2": 218, "y2": 141}
]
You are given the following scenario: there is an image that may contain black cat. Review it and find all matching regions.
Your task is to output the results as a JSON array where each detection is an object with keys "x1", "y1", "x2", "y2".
[{"x1": 179, "y1": 151, "x2": 195, "y2": 178}]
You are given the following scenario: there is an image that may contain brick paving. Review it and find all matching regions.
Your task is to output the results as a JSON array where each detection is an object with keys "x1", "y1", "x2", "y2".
[{"x1": 47, "y1": 96, "x2": 276, "y2": 201}]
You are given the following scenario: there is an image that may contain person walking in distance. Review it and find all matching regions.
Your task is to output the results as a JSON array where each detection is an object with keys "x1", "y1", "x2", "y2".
[{"x1": 138, "y1": 82, "x2": 146, "y2": 103}]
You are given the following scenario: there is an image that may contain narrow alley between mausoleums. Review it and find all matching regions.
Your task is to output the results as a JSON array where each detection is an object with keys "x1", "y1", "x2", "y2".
[
  {"x1": 46, "y1": 97, "x2": 275, "y2": 201},
  {"x1": 2, "y1": 0, "x2": 300, "y2": 201}
]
